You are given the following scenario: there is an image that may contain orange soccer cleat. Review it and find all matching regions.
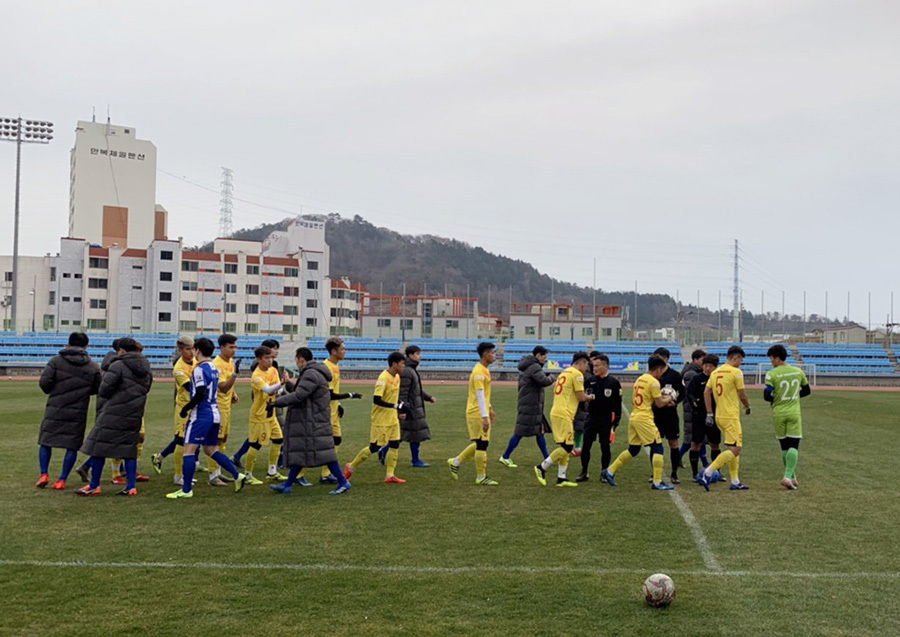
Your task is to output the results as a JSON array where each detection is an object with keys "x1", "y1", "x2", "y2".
[
  {"x1": 51, "y1": 479, "x2": 66, "y2": 490},
  {"x1": 135, "y1": 473, "x2": 151, "y2": 483},
  {"x1": 75, "y1": 485, "x2": 102, "y2": 497},
  {"x1": 384, "y1": 475, "x2": 406, "y2": 484},
  {"x1": 36, "y1": 474, "x2": 50, "y2": 488},
  {"x1": 110, "y1": 475, "x2": 127, "y2": 486}
]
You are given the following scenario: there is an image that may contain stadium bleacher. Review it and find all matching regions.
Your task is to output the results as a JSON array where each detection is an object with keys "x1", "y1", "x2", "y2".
[{"x1": 796, "y1": 343, "x2": 895, "y2": 375}]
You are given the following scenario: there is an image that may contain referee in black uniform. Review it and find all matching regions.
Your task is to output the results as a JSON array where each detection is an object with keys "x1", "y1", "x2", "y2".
[
  {"x1": 576, "y1": 352, "x2": 622, "y2": 482},
  {"x1": 650, "y1": 347, "x2": 685, "y2": 484}
]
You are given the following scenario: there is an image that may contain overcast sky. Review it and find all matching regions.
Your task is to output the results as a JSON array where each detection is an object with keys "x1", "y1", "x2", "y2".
[{"x1": 1, "y1": 1, "x2": 898, "y2": 326}]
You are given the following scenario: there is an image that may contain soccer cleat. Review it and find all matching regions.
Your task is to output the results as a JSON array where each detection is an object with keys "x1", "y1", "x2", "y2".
[
  {"x1": 377, "y1": 446, "x2": 388, "y2": 465},
  {"x1": 695, "y1": 472, "x2": 705, "y2": 484},
  {"x1": 411, "y1": 459, "x2": 430, "y2": 468},
  {"x1": 698, "y1": 472, "x2": 711, "y2": 491},
  {"x1": 602, "y1": 469, "x2": 617, "y2": 487},
  {"x1": 447, "y1": 458, "x2": 459, "y2": 481},
  {"x1": 533, "y1": 465, "x2": 547, "y2": 487},
  {"x1": 570, "y1": 448, "x2": 582, "y2": 457},
  {"x1": 151, "y1": 454, "x2": 163, "y2": 475},
  {"x1": 791, "y1": 478, "x2": 800, "y2": 488},
  {"x1": 136, "y1": 473, "x2": 151, "y2": 483},
  {"x1": 117, "y1": 488, "x2": 138, "y2": 497},
  {"x1": 781, "y1": 478, "x2": 797, "y2": 490},
  {"x1": 244, "y1": 474, "x2": 264, "y2": 486},
  {"x1": 296, "y1": 477, "x2": 313, "y2": 487},
  {"x1": 343, "y1": 463, "x2": 355, "y2": 480},
  {"x1": 111, "y1": 475, "x2": 127, "y2": 486},
  {"x1": 208, "y1": 477, "x2": 229, "y2": 487},
  {"x1": 498, "y1": 456, "x2": 518, "y2": 469},
  {"x1": 166, "y1": 489, "x2": 193, "y2": 499},
  {"x1": 269, "y1": 483, "x2": 292, "y2": 495},
  {"x1": 266, "y1": 472, "x2": 288, "y2": 483},
  {"x1": 217, "y1": 474, "x2": 234, "y2": 483},
  {"x1": 231, "y1": 455, "x2": 244, "y2": 470},
  {"x1": 475, "y1": 477, "x2": 500, "y2": 486},
  {"x1": 652, "y1": 482, "x2": 675, "y2": 491},
  {"x1": 729, "y1": 482, "x2": 750, "y2": 491},
  {"x1": 75, "y1": 463, "x2": 90, "y2": 483},
  {"x1": 234, "y1": 473, "x2": 248, "y2": 492},
  {"x1": 328, "y1": 482, "x2": 352, "y2": 495},
  {"x1": 599, "y1": 472, "x2": 609, "y2": 484},
  {"x1": 319, "y1": 475, "x2": 339, "y2": 485},
  {"x1": 670, "y1": 476, "x2": 681, "y2": 485},
  {"x1": 384, "y1": 475, "x2": 407, "y2": 484},
  {"x1": 51, "y1": 479, "x2": 66, "y2": 490},
  {"x1": 74, "y1": 485, "x2": 101, "y2": 496},
  {"x1": 556, "y1": 479, "x2": 578, "y2": 488},
  {"x1": 575, "y1": 474, "x2": 590, "y2": 483},
  {"x1": 196, "y1": 464, "x2": 209, "y2": 473},
  {"x1": 36, "y1": 474, "x2": 50, "y2": 488}
]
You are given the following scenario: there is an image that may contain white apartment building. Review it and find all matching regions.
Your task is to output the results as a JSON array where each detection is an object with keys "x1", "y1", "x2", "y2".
[
  {"x1": 509, "y1": 303, "x2": 624, "y2": 341},
  {"x1": 361, "y1": 295, "x2": 479, "y2": 340},
  {"x1": 329, "y1": 277, "x2": 364, "y2": 335}
]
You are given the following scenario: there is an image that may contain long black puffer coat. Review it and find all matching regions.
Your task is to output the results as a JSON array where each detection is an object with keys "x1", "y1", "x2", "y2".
[
  {"x1": 38, "y1": 347, "x2": 102, "y2": 450},
  {"x1": 275, "y1": 362, "x2": 337, "y2": 468},
  {"x1": 399, "y1": 358, "x2": 433, "y2": 443},
  {"x1": 514, "y1": 355, "x2": 555, "y2": 437}
]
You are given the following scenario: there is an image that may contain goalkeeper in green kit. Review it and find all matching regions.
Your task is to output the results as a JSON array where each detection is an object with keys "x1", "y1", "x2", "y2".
[{"x1": 764, "y1": 345, "x2": 810, "y2": 490}]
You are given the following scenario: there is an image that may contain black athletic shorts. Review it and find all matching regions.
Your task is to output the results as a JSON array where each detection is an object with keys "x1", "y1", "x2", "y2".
[
  {"x1": 703, "y1": 418, "x2": 721, "y2": 445},
  {"x1": 654, "y1": 415, "x2": 680, "y2": 441},
  {"x1": 691, "y1": 415, "x2": 710, "y2": 445}
]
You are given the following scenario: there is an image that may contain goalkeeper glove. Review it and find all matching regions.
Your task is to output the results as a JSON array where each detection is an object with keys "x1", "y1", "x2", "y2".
[
  {"x1": 348, "y1": 392, "x2": 362, "y2": 399},
  {"x1": 705, "y1": 414, "x2": 715, "y2": 427},
  {"x1": 744, "y1": 406, "x2": 751, "y2": 415},
  {"x1": 338, "y1": 405, "x2": 345, "y2": 418},
  {"x1": 179, "y1": 406, "x2": 190, "y2": 419},
  {"x1": 265, "y1": 403, "x2": 275, "y2": 418}
]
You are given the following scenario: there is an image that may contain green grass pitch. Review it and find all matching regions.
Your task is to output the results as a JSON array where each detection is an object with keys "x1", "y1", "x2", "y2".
[{"x1": 1, "y1": 379, "x2": 899, "y2": 636}]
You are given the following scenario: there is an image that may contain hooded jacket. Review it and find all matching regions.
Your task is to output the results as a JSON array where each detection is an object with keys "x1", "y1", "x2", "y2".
[
  {"x1": 399, "y1": 357, "x2": 433, "y2": 443},
  {"x1": 274, "y1": 361, "x2": 337, "y2": 468},
  {"x1": 80, "y1": 352, "x2": 153, "y2": 459},
  {"x1": 38, "y1": 347, "x2": 102, "y2": 450},
  {"x1": 514, "y1": 355, "x2": 555, "y2": 436}
]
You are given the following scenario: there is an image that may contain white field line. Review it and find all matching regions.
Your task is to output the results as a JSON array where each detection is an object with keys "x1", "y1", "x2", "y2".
[
  {"x1": 0, "y1": 559, "x2": 898, "y2": 580},
  {"x1": 668, "y1": 490, "x2": 722, "y2": 573}
]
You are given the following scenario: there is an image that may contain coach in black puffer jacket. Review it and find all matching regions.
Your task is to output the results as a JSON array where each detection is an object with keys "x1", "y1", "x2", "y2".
[
  {"x1": 515, "y1": 351, "x2": 555, "y2": 437},
  {"x1": 275, "y1": 356, "x2": 337, "y2": 468},
  {"x1": 81, "y1": 347, "x2": 153, "y2": 460},
  {"x1": 38, "y1": 340, "x2": 102, "y2": 451},
  {"x1": 399, "y1": 351, "x2": 433, "y2": 444}
]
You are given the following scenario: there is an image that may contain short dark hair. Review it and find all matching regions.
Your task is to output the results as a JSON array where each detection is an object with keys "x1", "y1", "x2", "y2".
[
  {"x1": 68, "y1": 332, "x2": 89, "y2": 348},
  {"x1": 767, "y1": 344, "x2": 788, "y2": 361},
  {"x1": 405, "y1": 345, "x2": 421, "y2": 357},
  {"x1": 593, "y1": 353, "x2": 610, "y2": 365},
  {"x1": 261, "y1": 339, "x2": 280, "y2": 349},
  {"x1": 218, "y1": 333, "x2": 237, "y2": 347},
  {"x1": 388, "y1": 351, "x2": 406, "y2": 366},
  {"x1": 295, "y1": 347, "x2": 313, "y2": 363},
  {"x1": 648, "y1": 355, "x2": 667, "y2": 372},
  {"x1": 325, "y1": 337, "x2": 344, "y2": 353},
  {"x1": 727, "y1": 345, "x2": 746, "y2": 359},
  {"x1": 110, "y1": 338, "x2": 120, "y2": 350},
  {"x1": 691, "y1": 349, "x2": 706, "y2": 361},
  {"x1": 477, "y1": 342, "x2": 495, "y2": 357},
  {"x1": 653, "y1": 347, "x2": 670, "y2": 359},
  {"x1": 194, "y1": 338, "x2": 215, "y2": 357},
  {"x1": 572, "y1": 351, "x2": 590, "y2": 365},
  {"x1": 255, "y1": 345, "x2": 273, "y2": 359},
  {"x1": 118, "y1": 337, "x2": 139, "y2": 353},
  {"x1": 532, "y1": 345, "x2": 548, "y2": 356},
  {"x1": 702, "y1": 354, "x2": 720, "y2": 366}
]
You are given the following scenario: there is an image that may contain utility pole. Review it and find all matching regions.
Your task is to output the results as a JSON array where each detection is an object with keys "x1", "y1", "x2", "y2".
[
  {"x1": 733, "y1": 239, "x2": 740, "y2": 342},
  {"x1": 219, "y1": 167, "x2": 234, "y2": 237}
]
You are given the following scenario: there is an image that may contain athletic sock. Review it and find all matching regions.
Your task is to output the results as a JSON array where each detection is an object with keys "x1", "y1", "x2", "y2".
[
  {"x1": 182, "y1": 455, "x2": 196, "y2": 493},
  {"x1": 544, "y1": 446, "x2": 567, "y2": 470},
  {"x1": 608, "y1": 449, "x2": 632, "y2": 475},
  {"x1": 39, "y1": 445, "x2": 51, "y2": 475},
  {"x1": 285, "y1": 465, "x2": 301, "y2": 486},
  {"x1": 679, "y1": 441, "x2": 691, "y2": 459},
  {"x1": 669, "y1": 448, "x2": 680, "y2": 477},
  {"x1": 89, "y1": 456, "x2": 104, "y2": 489},
  {"x1": 502, "y1": 434, "x2": 522, "y2": 459},
  {"x1": 574, "y1": 431, "x2": 583, "y2": 450},
  {"x1": 729, "y1": 455, "x2": 741, "y2": 484},
  {"x1": 124, "y1": 459, "x2": 137, "y2": 490},
  {"x1": 351, "y1": 447, "x2": 372, "y2": 469},
  {"x1": 210, "y1": 451, "x2": 240, "y2": 479},
  {"x1": 327, "y1": 460, "x2": 349, "y2": 487},
  {"x1": 689, "y1": 450, "x2": 699, "y2": 477},
  {"x1": 174, "y1": 445, "x2": 184, "y2": 479},
  {"x1": 474, "y1": 449, "x2": 487, "y2": 480},
  {"x1": 386, "y1": 448, "x2": 399, "y2": 478},
  {"x1": 652, "y1": 452, "x2": 664, "y2": 484},
  {"x1": 699, "y1": 446, "x2": 709, "y2": 468},
  {"x1": 456, "y1": 442, "x2": 477, "y2": 465},
  {"x1": 784, "y1": 448, "x2": 798, "y2": 480},
  {"x1": 233, "y1": 438, "x2": 251, "y2": 462},
  {"x1": 111, "y1": 460, "x2": 123, "y2": 479},
  {"x1": 557, "y1": 462, "x2": 568, "y2": 480},
  {"x1": 536, "y1": 435, "x2": 550, "y2": 459},
  {"x1": 160, "y1": 438, "x2": 177, "y2": 458},
  {"x1": 410, "y1": 442, "x2": 421, "y2": 464},
  {"x1": 60, "y1": 450, "x2": 77, "y2": 481},
  {"x1": 710, "y1": 448, "x2": 720, "y2": 463},
  {"x1": 245, "y1": 447, "x2": 259, "y2": 474},
  {"x1": 704, "y1": 449, "x2": 734, "y2": 476}
]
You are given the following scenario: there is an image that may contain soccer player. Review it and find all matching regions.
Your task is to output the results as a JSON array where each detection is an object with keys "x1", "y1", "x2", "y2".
[
  {"x1": 231, "y1": 338, "x2": 282, "y2": 469},
  {"x1": 166, "y1": 338, "x2": 247, "y2": 499},
  {"x1": 397, "y1": 344, "x2": 436, "y2": 468},
  {"x1": 319, "y1": 337, "x2": 362, "y2": 484},
  {"x1": 448, "y1": 342, "x2": 500, "y2": 486},
  {"x1": 243, "y1": 345, "x2": 286, "y2": 485},
  {"x1": 151, "y1": 335, "x2": 197, "y2": 485},
  {"x1": 499, "y1": 346, "x2": 554, "y2": 467},
  {"x1": 680, "y1": 349, "x2": 708, "y2": 467},
  {"x1": 271, "y1": 347, "x2": 352, "y2": 495},
  {"x1": 699, "y1": 346, "x2": 752, "y2": 491},
  {"x1": 534, "y1": 352, "x2": 594, "y2": 488},
  {"x1": 764, "y1": 344, "x2": 810, "y2": 490},
  {"x1": 602, "y1": 355, "x2": 675, "y2": 490},
  {"x1": 685, "y1": 354, "x2": 721, "y2": 482},
  {"x1": 207, "y1": 334, "x2": 239, "y2": 486},
  {"x1": 344, "y1": 352, "x2": 409, "y2": 484},
  {"x1": 572, "y1": 353, "x2": 595, "y2": 456},
  {"x1": 577, "y1": 353, "x2": 622, "y2": 482},
  {"x1": 76, "y1": 338, "x2": 153, "y2": 496},
  {"x1": 36, "y1": 332, "x2": 101, "y2": 490},
  {"x1": 650, "y1": 347, "x2": 685, "y2": 484}
]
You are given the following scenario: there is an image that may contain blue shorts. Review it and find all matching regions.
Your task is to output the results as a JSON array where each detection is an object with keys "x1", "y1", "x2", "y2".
[{"x1": 184, "y1": 418, "x2": 220, "y2": 446}]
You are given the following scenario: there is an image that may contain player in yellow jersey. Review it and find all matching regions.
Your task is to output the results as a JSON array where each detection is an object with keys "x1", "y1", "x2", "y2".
[
  {"x1": 699, "y1": 346, "x2": 751, "y2": 491},
  {"x1": 319, "y1": 337, "x2": 363, "y2": 484},
  {"x1": 534, "y1": 352, "x2": 594, "y2": 488},
  {"x1": 151, "y1": 335, "x2": 197, "y2": 485},
  {"x1": 602, "y1": 356, "x2": 676, "y2": 490},
  {"x1": 244, "y1": 345, "x2": 286, "y2": 485},
  {"x1": 207, "y1": 334, "x2": 239, "y2": 486},
  {"x1": 344, "y1": 352, "x2": 408, "y2": 484},
  {"x1": 448, "y1": 342, "x2": 500, "y2": 486}
]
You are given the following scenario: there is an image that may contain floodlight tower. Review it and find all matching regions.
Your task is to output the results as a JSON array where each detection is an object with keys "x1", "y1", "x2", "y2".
[
  {"x1": 219, "y1": 167, "x2": 234, "y2": 237},
  {"x1": 0, "y1": 117, "x2": 54, "y2": 331}
]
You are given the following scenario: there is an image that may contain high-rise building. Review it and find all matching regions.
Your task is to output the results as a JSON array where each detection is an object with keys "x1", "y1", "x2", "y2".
[{"x1": 69, "y1": 120, "x2": 165, "y2": 248}]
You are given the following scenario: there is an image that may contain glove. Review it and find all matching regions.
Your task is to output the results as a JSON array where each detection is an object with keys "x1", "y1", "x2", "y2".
[
  {"x1": 179, "y1": 406, "x2": 190, "y2": 419},
  {"x1": 338, "y1": 405, "x2": 345, "y2": 418},
  {"x1": 265, "y1": 403, "x2": 275, "y2": 418},
  {"x1": 745, "y1": 407, "x2": 751, "y2": 415},
  {"x1": 348, "y1": 392, "x2": 362, "y2": 399},
  {"x1": 396, "y1": 401, "x2": 410, "y2": 414},
  {"x1": 705, "y1": 414, "x2": 715, "y2": 427}
]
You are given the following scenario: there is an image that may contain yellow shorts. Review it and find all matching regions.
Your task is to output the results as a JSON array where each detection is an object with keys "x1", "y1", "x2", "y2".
[
  {"x1": 550, "y1": 415, "x2": 575, "y2": 445},
  {"x1": 174, "y1": 408, "x2": 188, "y2": 436},
  {"x1": 139, "y1": 419, "x2": 145, "y2": 435},
  {"x1": 370, "y1": 423, "x2": 400, "y2": 446},
  {"x1": 331, "y1": 414, "x2": 342, "y2": 438},
  {"x1": 249, "y1": 418, "x2": 283, "y2": 444},
  {"x1": 628, "y1": 416, "x2": 662, "y2": 447},
  {"x1": 466, "y1": 415, "x2": 491, "y2": 442},
  {"x1": 717, "y1": 417, "x2": 743, "y2": 447},
  {"x1": 217, "y1": 405, "x2": 231, "y2": 439}
]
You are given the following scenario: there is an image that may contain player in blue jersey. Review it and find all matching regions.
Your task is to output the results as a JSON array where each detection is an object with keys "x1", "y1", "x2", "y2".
[{"x1": 167, "y1": 338, "x2": 247, "y2": 499}]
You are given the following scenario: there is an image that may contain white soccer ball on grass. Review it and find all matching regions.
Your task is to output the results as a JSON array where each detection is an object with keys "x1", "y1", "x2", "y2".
[{"x1": 643, "y1": 573, "x2": 675, "y2": 608}]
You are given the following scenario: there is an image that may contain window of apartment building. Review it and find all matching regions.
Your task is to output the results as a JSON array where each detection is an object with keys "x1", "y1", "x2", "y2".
[
  {"x1": 61, "y1": 320, "x2": 69, "y2": 326},
  {"x1": 131, "y1": 306, "x2": 141, "y2": 310},
  {"x1": 48, "y1": 291, "x2": 56, "y2": 305},
  {"x1": 307, "y1": 261, "x2": 318, "y2": 270},
  {"x1": 43, "y1": 315, "x2": 55, "y2": 330},
  {"x1": 284, "y1": 305, "x2": 298, "y2": 316},
  {"x1": 245, "y1": 304, "x2": 259, "y2": 314},
  {"x1": 446, "y1": 320, "x2": 459, "y2": 329},
  {"x1": 88, "y1": 257, "x2": 108, "y2": 269},
  {"x1": 377, "y1": 318, "x2": 391, "y2": 327},
  {"x1": 306, "y1": 318, "x2": 317, "y2": 327},
  {"x1": 224, "y1": 263, "x2": 238, "y2": 274},
  {"x1": 401, "y1": 319, "x2": 413, "y2": 330},
  {"x1": 160, "y1": 291, "x2": 172, "y2": 301},
  {"x1": 283, "y1": 286, "x2": 299, "y2": 297},
  {"x1": 282, "y1": 324, "x2": 299, "y2": 335},
  {"x1": 225, "y1": 283, "x2": 237, "y2": 294},
  {"x1": 62, "y1": 296, "x2": 70, "y2": 302},
  {"x1": 132, "y1": 265, "x2": 143, "y2": 270},
  {"x1": 602, "y1": 327, "x2": 613, "y2": 337},
  {"x1": 181, "y1": 260, "x2": 198, "y2": 272},
  {"x1": 158, "y1": 312, "x2": 172, "y2": 322},
  {"x1": 225, "y1": 303, "x2": 237, "y2": 313},
  {"x1": 525, "y1": 326, "x2": 536, "y2": 335},
  {"x1": 306, "y1": 299, "x2": 317, "y2": 308},
  {"x1": 181, "y1": 281, "x2": 197, "y2": 292},
  {"x1": 284, "y1": 267, "x2": 299, "y2": 277},
  {"x1": 582, "y1": 327, "x2": 593, "y2": 337},
  {"x1": 132, "y1": 285, "x2": 142, "y2": 290},
  {"x1": 90, "y1": 299, "x2": 107, "y2": 309},
  {"x1": 86, "y1": 319, "x2": 107, "y2": 330},
  {"x1": 245, "y1": 284, "x2": 259, "y2": 295},
  {"x1": 49, "y1": 267, "x2": 56, "y2": 282},
  {"x1": 179, "y1": 321, "x2": 197, "y2": 332},
  {"x1": 223, "y1": 322, "x2": 236, "y2": 333},
  {"x1": 246, "y1": 265, "x2": 259, "y2": 275},
  {"x1": 182, "y1": 301, "x2": 197, "y2": 311},
  {"x1": 244, "y1": 323, "x2": 258, "y2": 333},
  {"x1": 160, "y1": 250, "x2": 173, "y2": 261},
  {"x1": 160, "y1": 272, "x2": 173, "y2": 282},
  {"x1": 306, "y1": 280, "x2": 318, "y2": 290},
  {"x1": 73, "y1": 273, "x2": 82, "y2": 279},
  {"x1": 550, "y1": 327, "x2": 561, "y2": 336},
  {"x1": 330, "y1": 289, "x2": 342, "y2": 299},
  {"x1": 63, "y1": 273, "x2": 71, "y2": 278},
  {"x1": 73, "y1": 296, "x2": 82, "y2": 302},
  {"x1": 3, "y1": 271, "x2": 11, "y2": 282}
]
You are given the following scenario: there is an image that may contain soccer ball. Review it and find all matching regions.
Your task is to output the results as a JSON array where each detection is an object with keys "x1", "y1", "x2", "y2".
[
  {"x1": 660, "y1": 387, "x2": 677, "y2": 400},
  {"x1": 643, "y1": 573, "x2": 675, "y2": 608}
]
